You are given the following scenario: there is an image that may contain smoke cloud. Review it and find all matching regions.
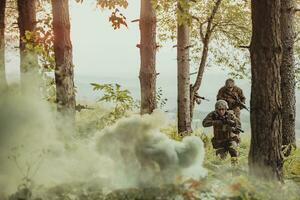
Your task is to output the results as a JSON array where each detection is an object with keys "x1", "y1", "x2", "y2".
[
  {"x1": 95, "y1": 111, "x2": 206, "y2": 188},
  {"x1": 0, "y1": 89, "x2": 206, "y2": 198}
]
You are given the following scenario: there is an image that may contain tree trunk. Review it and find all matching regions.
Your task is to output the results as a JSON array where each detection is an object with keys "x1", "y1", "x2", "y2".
[
  {"x1": 139, "y1": 0, "x2": 157, "y2": 115},
  {"x1": 190, "y1": 34, "x2": 209, "y2": 120},
  {"x1": 51, "y1": 0, "x2": 75, "y2": 119},
  {"x1": 0, "y1": 0, "x2": 6, "y2": 90},
  {"x1": 177, "y1": 0, "x2": 192, "y2": 134},
  {"x1": 190, "y1": 0, "x2": 222, "y2": 120},
  {"x1": 280, "y1": 0, "x2": 296, "y2": 156},
  {"x1": 249, "y1": 0, "x2": 283, "y2": 181},
  {"x1": 17, "y1": 0, "x2": 39, "y2": 90}
]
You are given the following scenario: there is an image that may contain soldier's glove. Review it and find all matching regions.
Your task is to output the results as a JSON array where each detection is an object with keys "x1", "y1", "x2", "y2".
[{"x1": 213, "y1": 120, "x2": 223, "y2": 126}]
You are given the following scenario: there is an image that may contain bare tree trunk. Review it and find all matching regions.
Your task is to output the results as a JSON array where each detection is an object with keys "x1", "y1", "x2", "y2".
[
  {"x1": 249, "y1": 0, "x2": 283, "y2": 181},
  {"x1": 190, "y1": 0, "x2": 222, "y2": 120},
  {"x1": 17, "y1": 0, "x2": 39, "y2": 90},
  {"x1": 0, "y1": 0, "x2": 6, "y2": 90},
  {"x1": 177, "y1": 0, "x2": 192, "y2": 134},
  {"x1": 280, "y1": 0, "x2": 296, "y2": 156},
  {"x1": 51, "y1": 0, "x2": 75, "y2": 119},
  {"x1": 139, "y1": 0, "x2": 157, "y2": 115}
]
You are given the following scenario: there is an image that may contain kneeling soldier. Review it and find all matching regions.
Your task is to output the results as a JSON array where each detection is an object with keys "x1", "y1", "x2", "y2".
[{"x1": 202, "y1": 100, "x2": 242, "y2": 166}]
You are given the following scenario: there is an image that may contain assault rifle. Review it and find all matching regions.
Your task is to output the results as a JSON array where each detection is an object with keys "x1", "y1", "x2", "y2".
[
  {"x1": 231, "y1": 126, "x2": 244, "y2": 133},
  {"x1": 215, "y1": 115, "x2": 244, "y2": 133},
  {"x1": 226, "y1": 92, "x2": 249, "y2": 111},
  {"x1": 195, "y1": 93, "x2": 209, "y2": 104},
  {"x1": 235, "y1": 98, "x2": 249, "y2": 112}
]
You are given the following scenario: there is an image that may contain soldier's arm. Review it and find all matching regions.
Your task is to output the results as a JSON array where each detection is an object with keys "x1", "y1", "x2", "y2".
[
  {"x1": 238, "y1": 88, "x2": 246, "y2": 103},
  {"x1": 202, "y1": 112, "x2": 222, "y2": 127},
  {"x1": 202, "y1": 112, "x2": 214, "y2": 127}
]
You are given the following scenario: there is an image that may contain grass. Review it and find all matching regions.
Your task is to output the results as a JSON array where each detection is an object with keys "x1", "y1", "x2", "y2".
[{"x1": 161, "y1": 124, "x2": 300, "y2": 199}]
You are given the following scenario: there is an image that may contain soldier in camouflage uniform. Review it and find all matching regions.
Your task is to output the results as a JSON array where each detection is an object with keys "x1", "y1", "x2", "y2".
[
  {"x1": 202, "y1": 100, "x2": 242, "y2": 165},
  {"x1": 216, "y1": 78, "x2": 246, "y2": 119}
]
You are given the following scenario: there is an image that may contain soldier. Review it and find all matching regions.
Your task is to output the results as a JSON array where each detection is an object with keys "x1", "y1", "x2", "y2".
[
  {"x1": 216, "y1": 78, "x2": 246, "y2": 119},
  {"x1": 202, "y1": 100, "x2": 242, "y2": 166}
]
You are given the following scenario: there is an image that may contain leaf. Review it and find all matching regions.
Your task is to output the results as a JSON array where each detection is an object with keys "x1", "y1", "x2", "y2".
[
  {"x1": 25, "y1": 31, "x2": 33, "y2": 40},
  {"x1": 25, "y1": 43, "x2": 34, "y2": 50}
]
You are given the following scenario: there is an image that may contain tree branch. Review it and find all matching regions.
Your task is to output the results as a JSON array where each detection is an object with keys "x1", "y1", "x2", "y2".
[
  {"x1": 239, "y1": 45, "x2": 250, "y2": 49},
  {"x1": 206, "y1": 0, "x2": 222, "y2": 33},
  {"x1": 190, "y1": 0, "x2": 222, "y2": 117},
  {"x1": 191, "y1": 15, "x2": 200, "y2": 22},
  {"x1": 215, "y1": 22, "x2": 250, "y2": 32},
  {"x1": 199, "y1": 22, "x2": 205, "y2": 42},
  {"x1": 294, "y1": 8, "x2": 300, "y2": 12},
  {"x1": 193, "y1": 0, "x2": 222, "y2": 92},
  {"x1": 184, "y1": 44, "x2": 194, "y2": 49},
  {"x1": 190, "y1": 72, "x2": 197, "y2": 76}
]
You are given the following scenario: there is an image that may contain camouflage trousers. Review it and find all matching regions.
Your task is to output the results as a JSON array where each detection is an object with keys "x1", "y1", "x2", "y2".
[{"x1": 211, "y1": 138, "x2": 239, "y2": 160}]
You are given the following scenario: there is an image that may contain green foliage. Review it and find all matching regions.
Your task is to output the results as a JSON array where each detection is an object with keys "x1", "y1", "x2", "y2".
[
  {"x1": 294, "y1": 9, "x2": 300, "y2": 89},
  {"x1": 157, "y1": 0, "x2": 251, "y2": 78},
  {"x1": 156, "y1": 87, "x2": 168, "y2": 109},
  {"x1": 284, "y1": 147, "x2": 300, "y2": 183},
  {"x1": 42, "y1": 75, "x2": 56, "y2": 103},
  {"x1": 97, "y1": 0, "x2": 128, "y2": 9},
  {"x1": 176, "y1": 0, "x2": 192, "y2": 26},
  {"x1": 160, "y1": 123, "x2": 183, "y2": 141},
  {"x1": 91, "y1": 83, "x2": 137, "y2": 124}
]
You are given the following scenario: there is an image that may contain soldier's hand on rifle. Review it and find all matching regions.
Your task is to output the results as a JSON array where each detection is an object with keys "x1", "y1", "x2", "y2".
[
  {"x1": 231, "y1": 126, "x2": 244, "y2": 133},
  {"x1": 226, "y1": 119, "x2": 236, "y2": 127}
]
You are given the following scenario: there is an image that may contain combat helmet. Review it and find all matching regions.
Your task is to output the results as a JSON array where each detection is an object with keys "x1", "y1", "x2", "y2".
[{"x1": 215, "y1": 99, "x2": 229, "y2": 110}]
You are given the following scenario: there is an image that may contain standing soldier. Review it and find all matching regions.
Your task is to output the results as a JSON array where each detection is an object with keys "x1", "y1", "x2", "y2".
[
  {"x1": 217, "y1": 78, "x2": 246, "y2": 119},
  {"x1": 202, "y1": 100, "x2": 242, "y2": 166}
]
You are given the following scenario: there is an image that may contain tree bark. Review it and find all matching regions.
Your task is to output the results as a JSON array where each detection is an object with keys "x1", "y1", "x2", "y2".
[
  {"x1": 280, "y1": 0, "x2": 296, "y2": 156},
  {"x1": 249, "y1": 0, "x2": 283, "y2": 181},
  {"x1": 139, "y1": 0, "x2": 157, "y2": 115},
  {"x1": 17, "y1": 0, "x2": 39, "y2": 89},
  {"x1": 0, "y1": 0, "x2": 6, "y2": 90},
  {"x1": 177, "y1": 0, "x2": 192, "y2": 134},
  {"x1": 51, "y1": 0, "x2": 76, "y2": 119},
  {"x1": 190, "y1": 0, "x2": 222, "y2": 120}
]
